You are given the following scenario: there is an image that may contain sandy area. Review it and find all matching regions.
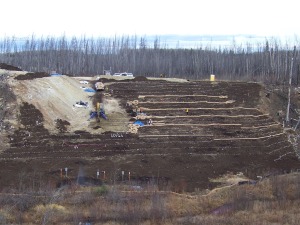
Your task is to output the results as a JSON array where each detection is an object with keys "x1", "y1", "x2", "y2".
[
  {"x1": 88, "y1": 74, "x2": 189, "y2": 83},
  {"x1": 2, "y1": 71, "x2": 190, "y2": 135},
  {"x1": 7, "y1": 75, "x2": 128, "y2": 133}
]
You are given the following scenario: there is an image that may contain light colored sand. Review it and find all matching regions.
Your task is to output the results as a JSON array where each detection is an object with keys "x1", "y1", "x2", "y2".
[{"x1": 7, "y1": 74, "x2": 128, "y2": 133}]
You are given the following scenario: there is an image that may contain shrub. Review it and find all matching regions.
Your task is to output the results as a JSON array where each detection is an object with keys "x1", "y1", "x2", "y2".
[
  {"x1": 93, "y1": 185, "x2": 109, "y2": 196},
  {"x1": 33, "y1": 203, "x2": 69, "y2": 224}
]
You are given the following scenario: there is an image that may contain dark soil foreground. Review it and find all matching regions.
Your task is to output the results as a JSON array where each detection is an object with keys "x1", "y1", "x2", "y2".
[{"x1": 0, "y1": 77, "x2": 299, "y2": 192}]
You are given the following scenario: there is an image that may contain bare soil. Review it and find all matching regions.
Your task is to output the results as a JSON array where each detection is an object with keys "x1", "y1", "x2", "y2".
[
  {"x1": 0, "y1": 69, "x2": 299, "y2": 192},
  {"x1": 0, "y1": 63, "x2": 22, "y2": 71}
]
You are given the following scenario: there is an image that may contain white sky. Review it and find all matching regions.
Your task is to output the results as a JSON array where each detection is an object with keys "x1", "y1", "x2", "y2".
[{"x1": 2, "y1": 0, "x2": 300, "y2": 39}]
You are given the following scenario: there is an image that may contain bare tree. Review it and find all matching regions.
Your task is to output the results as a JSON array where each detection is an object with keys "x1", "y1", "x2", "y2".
[{"x1": 0, "y1": 35, "x2": 299, "y2": 83}]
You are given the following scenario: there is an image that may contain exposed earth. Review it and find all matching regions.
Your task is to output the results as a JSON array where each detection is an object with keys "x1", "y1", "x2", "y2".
[{"x1": 0, "y1": 66, "x2": 300, "y2": 192}]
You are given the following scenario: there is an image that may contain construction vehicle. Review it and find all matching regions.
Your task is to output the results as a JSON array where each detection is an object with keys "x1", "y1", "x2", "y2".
[
  {"x1": 113, "y1": 72, "x2": 134, "y2": 77},
  {"x1": 89, "y1": 102, "x2": 107, "y2": 121},
  {"x1": 95, "y1": 82, "x2": 104, "y2": 91}
]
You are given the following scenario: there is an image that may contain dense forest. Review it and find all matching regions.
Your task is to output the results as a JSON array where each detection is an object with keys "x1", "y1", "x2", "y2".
[{"x1": 0, "y1": 35, "x2": 299, "y2": 84}]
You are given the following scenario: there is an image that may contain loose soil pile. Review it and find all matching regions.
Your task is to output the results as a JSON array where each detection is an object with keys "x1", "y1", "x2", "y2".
[
  {"x1": 7, "y1": 75, "x2": 128, "y2": 133},
  {"x1": 0, "y1": 63, "x2": 22, "y2": 71},
  {"x1": 133, "y1": 76, "x2": 148, "y2": 81},
  {"x1": 14, "y1": 72, "x2": 49, "y2": 80}
]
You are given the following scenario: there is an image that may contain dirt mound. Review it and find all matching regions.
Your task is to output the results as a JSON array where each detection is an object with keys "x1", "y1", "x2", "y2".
[
  {"x1": 0, "y1": 63, "x2": 22, "y2": 71},
  {"x1": 98, "y1": 78, "x2": 118, "y2": 83},
  {"x1": 55, "y1": 118, "x2": 71, "y2": 132},
  {"x1": 15, "y1": 72, "x2": 49, "y2": 80},
  {"x1": 7, "y1": 75, "x2": 128, "y2": 133},
  {"x1": 133, "y1": 76, "x2": 148, "y2": 81},
  {"x1": 11, "y1": 75, "x2": 93, "y2": 132}
]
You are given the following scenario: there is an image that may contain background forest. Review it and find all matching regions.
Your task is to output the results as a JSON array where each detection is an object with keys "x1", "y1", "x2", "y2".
[{"x1": 0, "y1": 35, "x2": 299, "y2": 84}]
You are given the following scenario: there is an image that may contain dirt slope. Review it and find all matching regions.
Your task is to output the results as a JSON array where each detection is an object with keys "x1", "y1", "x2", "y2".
[{"x1": 7, "y1": 75, "x2": 128, "y2": 133}]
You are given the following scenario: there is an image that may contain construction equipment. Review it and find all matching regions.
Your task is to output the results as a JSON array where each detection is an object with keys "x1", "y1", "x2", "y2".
[
  {"x1": 88, "y1": 102, "x2": 108, "y2": 121},
  {"x1": 95, "y1": 82, "x2": 104, "y2": 91}
]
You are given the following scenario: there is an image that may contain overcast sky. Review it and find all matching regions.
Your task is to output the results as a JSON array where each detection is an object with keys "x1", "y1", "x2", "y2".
[{"x1": 2, "y1": 0, "x2": 300, "y2": 41}]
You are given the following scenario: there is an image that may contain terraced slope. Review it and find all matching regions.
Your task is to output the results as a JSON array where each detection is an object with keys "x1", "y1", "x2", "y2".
[{"x1": 0, "y1": 78, "x2": 299, "y2": 192}]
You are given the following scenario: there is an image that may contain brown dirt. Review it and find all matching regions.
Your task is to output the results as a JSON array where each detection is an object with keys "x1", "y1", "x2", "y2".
[
  {"x1": 0, "y1": 72, "x2": 299, "y2": 192},
  {"x1": 133, "y1": 76, "x2": 148, "y2": 81},
  {"x1": 0, "y1": 63, "x2": 22, "y2": 71},
  {"x1": 14, "y1": 72, "x2": 49, "y2": 80}
]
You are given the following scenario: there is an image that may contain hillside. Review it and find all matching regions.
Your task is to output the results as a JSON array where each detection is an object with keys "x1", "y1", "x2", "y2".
[{"x1": 0, "y1": 68, "x2": 300, "y2": 192}]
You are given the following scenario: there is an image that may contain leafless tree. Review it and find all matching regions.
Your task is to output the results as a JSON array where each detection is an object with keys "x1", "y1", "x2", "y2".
[{"x1": 0, "y1": 35, "x2": 299, "y2": 83}]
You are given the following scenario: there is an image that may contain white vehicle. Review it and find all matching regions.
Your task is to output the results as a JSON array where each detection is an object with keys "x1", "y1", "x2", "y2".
[
  {"x1": 79, "y1": 80, "x2": 89, "y2": 84},
  {"x1": 123, "y1": 72, "x2": 133, "y2": 77},
  {"x1": 113, "y1": 72, "x2": 133, "y2": 77},
  {"x1": 73, "y1": 101, "x2": 88, "y2": 108}
]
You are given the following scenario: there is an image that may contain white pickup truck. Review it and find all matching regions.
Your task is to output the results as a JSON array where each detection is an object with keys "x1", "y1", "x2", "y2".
[{"x1": 113, "y1": 72, "x2": 134, "y2": 77}]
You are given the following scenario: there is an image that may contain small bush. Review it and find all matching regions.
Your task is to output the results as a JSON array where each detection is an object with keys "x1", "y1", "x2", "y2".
[
  {"x1": 93, "y1": 186, "x2": 109, "y2": 196},
  {"x1": 33, "y1": 203, "x2": 69, "y2": 224}
]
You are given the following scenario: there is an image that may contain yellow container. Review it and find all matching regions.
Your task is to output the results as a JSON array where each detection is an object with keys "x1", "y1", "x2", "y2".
[{"x1": 210, "y1": 74, "x2": 215, "y2": 81}]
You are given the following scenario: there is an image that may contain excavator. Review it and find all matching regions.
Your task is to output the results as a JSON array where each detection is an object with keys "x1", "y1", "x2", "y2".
[{"x1": 88, "y1": 102, "x2": 107, "y2": 121}]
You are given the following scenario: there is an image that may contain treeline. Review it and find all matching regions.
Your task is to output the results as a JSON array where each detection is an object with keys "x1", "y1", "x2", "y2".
[{"x1": 0, "y1": 35, "x2": 299, "y2": 84}]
